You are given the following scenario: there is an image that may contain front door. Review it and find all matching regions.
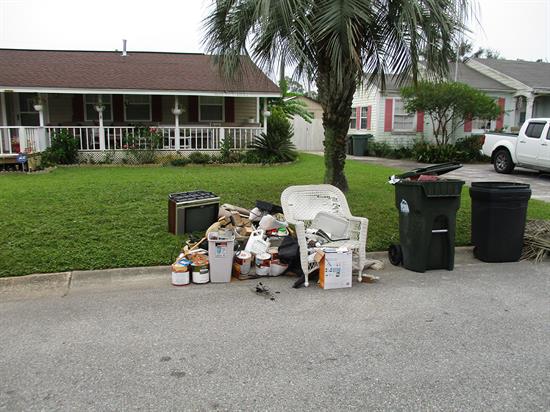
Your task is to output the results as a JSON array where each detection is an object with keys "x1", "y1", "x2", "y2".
[
  {"x1": 17, "y1": 93, "x2": 39, "y2": 126},
  {"x1": 516, "y1": 120, "x2": 546, "y2": 166}
]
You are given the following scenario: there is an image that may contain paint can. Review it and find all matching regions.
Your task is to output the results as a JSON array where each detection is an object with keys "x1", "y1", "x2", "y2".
[
  {"x1": 270, "y1": 259, "x2": 288, "y2": 277},
  {"x1": 233, "y1": 251, "x2": 252, "y2": 277},
  {"x1": 171, "y1": 259, "x2": 191, "y2": 286},
  {"x1": 191, "y1": 254, "x2": 210, "y2": 284},
  {"x1": 255, "y1": 252, "x2": 271, "y2": 277},
  {"x1": 268, "y1": 247, "x2": 279, "y2": 260}
]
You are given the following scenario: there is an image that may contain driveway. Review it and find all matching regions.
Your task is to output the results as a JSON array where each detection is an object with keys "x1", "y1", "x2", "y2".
[
  {"x1": 348, "y1": 156, "x2": 550, "y2": 202},
  {"x1": 1, "y1": 254, "x2": 549, "y2": 411}
]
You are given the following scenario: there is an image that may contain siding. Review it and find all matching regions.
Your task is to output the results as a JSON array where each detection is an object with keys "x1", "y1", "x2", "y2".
[{"x1": 349, "y1": 85, "x2": 378, "y2": 135}]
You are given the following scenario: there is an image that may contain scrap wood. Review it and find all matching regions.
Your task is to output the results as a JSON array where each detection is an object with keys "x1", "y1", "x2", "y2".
[{"x1": 522, "y1": 220, "x2": 550, "y2": 263}]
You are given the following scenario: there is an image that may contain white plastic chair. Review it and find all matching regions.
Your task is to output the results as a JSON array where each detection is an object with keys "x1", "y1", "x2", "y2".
[{"x1": 281, "y1": 184, "x2": 369, "y2": 287}]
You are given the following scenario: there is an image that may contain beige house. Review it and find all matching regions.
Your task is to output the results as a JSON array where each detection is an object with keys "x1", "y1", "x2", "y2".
[{"x1": 0, "y1": 49, "x2": 280, "y2": 161}]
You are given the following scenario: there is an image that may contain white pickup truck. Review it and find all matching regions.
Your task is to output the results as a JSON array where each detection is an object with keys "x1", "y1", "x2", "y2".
[{"x1": 482, "y1": 118, "x2": 550, "y2": 174}]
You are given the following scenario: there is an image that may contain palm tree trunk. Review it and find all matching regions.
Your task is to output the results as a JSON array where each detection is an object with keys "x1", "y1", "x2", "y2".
[{"x1": 317, "y1": 61, "x2": 357, "y2": 193}]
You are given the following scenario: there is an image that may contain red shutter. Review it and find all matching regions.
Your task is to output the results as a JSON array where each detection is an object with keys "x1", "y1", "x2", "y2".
[
  {"x1": 384, "y1": 99, "x2": 393, "y2": 132},
  {"x1": 225, "y1": 97, "x2": 235, "y2": 123},
  {"x1": 188, "y1": 96, "x2": 199, "y2": 122},
  {"x1": 151, "y1": 95, "x2": 162, "y2": 122},
  {"x1": 112, "y1": 95, "x2": 124, "y2": 123},
  {"x1": 496, "y1": 97, "x2": 505, "y2": 130},
  {"x1": 355, "y1": 107, "x2": 361, "y2": 129},
  {"x1": 464, "y1": 116, "x2": 472, "y2": 133},
  {"x1": 416, "y1": 111, "x2": 424, "y2": 132},
  {"x1": 367, "y1": 105, "x2": 372, "y2": 130},
  {"x1": 72, "y1": 95, "x2": 84, "y2": 122}
]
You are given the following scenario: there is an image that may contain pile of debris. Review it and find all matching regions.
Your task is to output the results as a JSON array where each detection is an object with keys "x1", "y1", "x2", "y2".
[{"x1": 522, "y1": 220, "x2": 550, "y2": 263}]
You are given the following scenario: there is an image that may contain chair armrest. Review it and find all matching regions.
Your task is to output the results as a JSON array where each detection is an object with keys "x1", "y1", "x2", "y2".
[{"x1": 348, "y1": 216, "x2": 369, "y2": 243}]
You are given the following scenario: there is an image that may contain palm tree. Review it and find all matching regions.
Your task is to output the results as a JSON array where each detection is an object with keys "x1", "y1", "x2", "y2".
[{"x1": 204, "y1": 0, "x2": 468, "y2": 192}]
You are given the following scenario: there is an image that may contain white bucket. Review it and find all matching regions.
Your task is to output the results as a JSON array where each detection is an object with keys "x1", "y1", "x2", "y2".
[
  {"x1": 270, "y1": 260, "x2": 288, "y2": 277},
  {"x1": 171, "y1": 259, "x2": 191, "y2": 286},
  {"x1": 255, "y1": 252, "x2": 271, "y2": 277}
]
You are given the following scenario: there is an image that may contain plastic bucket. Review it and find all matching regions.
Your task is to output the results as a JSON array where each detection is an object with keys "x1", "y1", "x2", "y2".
[{"x1": 255, "y1": 252, "x2": 271, "y2": 276}]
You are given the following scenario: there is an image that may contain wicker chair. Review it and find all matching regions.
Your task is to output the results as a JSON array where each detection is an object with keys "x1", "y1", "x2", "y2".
[{"x1": 281, "y1": 184, "x2": 369, "y2": 287}]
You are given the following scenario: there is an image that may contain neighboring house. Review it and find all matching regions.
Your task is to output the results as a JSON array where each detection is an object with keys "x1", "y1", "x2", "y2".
[
  {"x1": 348, "y1": 59, "x2": 550, "y2": 147},
  {"x1": 286, "y1": 95, "x2": 325, "y2": 151},
  {"x1": 0, "y1": 49, "x2": 280, "y2": 161}
]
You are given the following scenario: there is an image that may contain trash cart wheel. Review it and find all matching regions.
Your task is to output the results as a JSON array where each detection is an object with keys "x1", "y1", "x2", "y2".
[{"x1": 388, "y1": 244, "x2": 403, "y2": 266}]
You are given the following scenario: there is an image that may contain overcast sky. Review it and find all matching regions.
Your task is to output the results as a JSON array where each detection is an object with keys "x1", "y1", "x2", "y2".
[{"x1": 0, "y1": 0, "x2": 549, "y2": 65}]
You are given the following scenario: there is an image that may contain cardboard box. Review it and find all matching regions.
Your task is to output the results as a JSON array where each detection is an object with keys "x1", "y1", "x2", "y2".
[{"x1": 319, "y1": 248, "x2": 352, "y2": 289}]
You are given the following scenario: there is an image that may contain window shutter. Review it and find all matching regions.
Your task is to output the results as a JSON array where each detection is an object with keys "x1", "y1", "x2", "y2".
[
  {"x1": 464, "y1": 116, "x2": 472, "y2": 132},
  {"x1": 112, "y1": 95, "x2": 124, "y2": 123},
  {"x1": 72, "y1": 95, "x2": 84, "y2": 122},
  {"x1": 367, "y1": 105, "x2": 372, "y2": 130},
  {"x1": 355, "y1": 107, "x2": 361, "y2": 129},
  {"x1": 151, "y1": 95, "x2": 162, "y2": 122},
  {"x1": 188, "y1": 96, "x2": 199, "y2": 122},
  {"x1": 225, "y1": 97, "x2": 235, "y2": 123},
  {"x1": 416, "y1": 111, "x2": 424, "y2": 132},
  {"x1": 384, "y1": 99, "x2": 393, "y2": 132},
  {"x1": 496, "y1": 97, "x2": 505, "y2": 130}
]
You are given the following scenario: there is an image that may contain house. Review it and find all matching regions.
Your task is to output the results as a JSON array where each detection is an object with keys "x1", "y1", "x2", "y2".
[
  {"x1": 286, "y1": 95, "x2": 325, "y2": 151},
  {"x1": 0, "y1": 48, "x2": 280, "y2": 162},
  {"x1": 348, "y1": 59, "x2": 550, "y2": 147}
]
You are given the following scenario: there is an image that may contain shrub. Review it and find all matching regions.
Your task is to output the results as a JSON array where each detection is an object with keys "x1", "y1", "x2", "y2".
[
  {"x1": 170, "y1": 158, "x2": 190, "y2": 167},
  {"x1": 250, "y1": 108, "x2": 297, "y2": 164},
  {"x1": 368, "y1": 141, "x2": 394, "y2": 158},
  {"x1": 123, "y1": 127, "x2": 163, "y2": 164},
  {"x1": 455, "y1": 135, "x2": 489, "y2": 162},
  {"x1": 219, "y1": 138, "x2": 233, "y2": 163},
  {"x1": 412, "y1": 141, "x2": 459, "y2": 163},
  {"x1": 188, "y1": 151, "x2": 211, "y2": 164},
  {"x1": 41, "y1": 129, "x2": 79, "y2": 166}
]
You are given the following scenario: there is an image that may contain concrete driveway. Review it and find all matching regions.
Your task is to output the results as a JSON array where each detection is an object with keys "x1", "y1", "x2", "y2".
[
  {"x1": 1, "y1": 253, "x2": 549, "y2": 411},
  {"x1": 347, "y1": 156, "x2": 550, "y2": 202}
]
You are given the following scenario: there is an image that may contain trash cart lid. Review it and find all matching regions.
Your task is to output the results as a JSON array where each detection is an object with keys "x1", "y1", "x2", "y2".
[
  {"x1": 471, "y1": 182, "x2": 530, "y2": 190},
  {"x1": 395, "y1": 162, "x2": 462, "y2": 180}
]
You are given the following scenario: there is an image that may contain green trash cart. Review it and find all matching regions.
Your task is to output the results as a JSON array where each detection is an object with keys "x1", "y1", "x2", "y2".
[
  {"x1": 350, "y1": 134, "x2": 372, "y2": 156},
  {"x1": 388, "y1": 163, "x2": 465, "y2": 272}
]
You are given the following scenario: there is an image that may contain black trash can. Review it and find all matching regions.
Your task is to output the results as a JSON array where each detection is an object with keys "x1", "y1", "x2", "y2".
[
  {"x1": 469, "y1": 182, "x2": 531, "y2": 262},
  {"x1": 351, "y1": 134, "x2": 372, "y2": 156},
  {"x1": 389, "y1": 163, "x2": 465, "y2": 272}
]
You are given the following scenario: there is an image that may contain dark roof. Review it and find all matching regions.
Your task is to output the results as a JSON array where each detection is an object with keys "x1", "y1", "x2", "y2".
[
  {"x1": 0, "y1": 49, "x2": 280, "y2": 94},
  {"x1": 473, "y1": 58, "x2": 550, "y2": 90},
  {"x1": 379, "y1": 63, "x2": 512, "y2": 92}
]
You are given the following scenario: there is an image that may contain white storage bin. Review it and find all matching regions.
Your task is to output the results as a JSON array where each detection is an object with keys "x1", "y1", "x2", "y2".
[{"x1": 208, "y1": 231, "x2": 235, "y2": 283}]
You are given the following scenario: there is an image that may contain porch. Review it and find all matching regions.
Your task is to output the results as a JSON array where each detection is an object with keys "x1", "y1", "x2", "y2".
[{"x1": 0, "y1": 91, "x2": 268, "y2": 159}]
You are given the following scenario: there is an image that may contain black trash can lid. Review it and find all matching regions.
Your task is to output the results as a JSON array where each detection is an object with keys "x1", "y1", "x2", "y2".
[
  {"x1": 471, "y1": 182, "x2": 530, "y2": 190},
  {"x1": 395, "y1": 162, "x2": 463, "y2": 180}
]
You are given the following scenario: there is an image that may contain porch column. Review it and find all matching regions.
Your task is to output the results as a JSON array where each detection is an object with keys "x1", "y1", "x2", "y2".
[
  {"x1": 95, "y1": 96, "x2": 106, "y2": 151},
  {"x1": 262, "y1": 98, "x2": 269, "y2": 135},
  {"x1": 172, "y1": 97, "x2": 182, "y2": 150},
  {"x1": 256, "y1": 97, "x2": 260, "y2": 123},
  {"x1": 526, "y1": 94, "x2": 535, "y2": 121},
  {"x1": 0, "y1": 92, "x2": 7, "y2": 126},
  {"x1": 35, "y1": 96, "x2": 47, "y2": 152}
]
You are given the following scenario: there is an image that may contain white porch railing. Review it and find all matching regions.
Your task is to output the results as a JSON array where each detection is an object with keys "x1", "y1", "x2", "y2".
[
  {"x1": 0, "y1": 126, "x2": 45, "y2": 155},
  {"x1": 1, "y1": 125, "x2": 263, "y2": 155}
]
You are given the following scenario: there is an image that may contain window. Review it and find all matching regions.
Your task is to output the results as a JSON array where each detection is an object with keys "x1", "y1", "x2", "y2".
[
  {"x1": 124, "y1": 95, "x2": 151, "y2": 121},
  {"x1": 525, "y1": 122, "x2": 545, "y2": 139},
  {"x1": 349, "y1": 108, "x2": 357, "y2": 129},
  {"x1": 472, "y1": 118, "x2": 492, "y2": 131},
  {"x1": 18, "y1": 93, "x2": 39, "y2": 126},
  {"x1": 393, "y1": 99, "x2": 415, "y2": 132},
  {"x1": 360, "y1": 107, "x2": 368, "y2": 129},
  {"x1": 84, "y1": 95, "x2": 112, "y2": 121},
  {"x1": 199, "y1": 96, "x2": 224, "y2": 122}
]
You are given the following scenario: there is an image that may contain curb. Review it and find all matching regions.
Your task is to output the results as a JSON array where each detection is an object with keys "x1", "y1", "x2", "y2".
[{"x1": 0, "y1": 247, "x2": 476, "y2": 294}]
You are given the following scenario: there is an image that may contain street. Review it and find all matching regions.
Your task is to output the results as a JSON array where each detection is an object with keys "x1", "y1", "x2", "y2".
[{"x1": 1, "y1": 253, "x2": 549, "y2": 411}]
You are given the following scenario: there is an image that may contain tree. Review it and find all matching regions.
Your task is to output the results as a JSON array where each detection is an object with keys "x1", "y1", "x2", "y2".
[
  {"x1": 269, "y1": 78, "x2": 313, "y2": 123},
  {"x1": 285, "y1": 76, "x2": 305, "y2": 94},
  {"x1": 472, "y1": 47, "x2": 502, "y2": 59},
  {"x1": 401, "y1": 81, "x2": 501, "y2": 146},
  {"x1": 204, "y1": 0, "x2": 468, "y2": 192}
]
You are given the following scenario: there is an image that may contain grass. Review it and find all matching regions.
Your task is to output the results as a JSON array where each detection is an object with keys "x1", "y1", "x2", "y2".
[{"x1": 1, "y1": 153, "x2": 550, "y2": 277}]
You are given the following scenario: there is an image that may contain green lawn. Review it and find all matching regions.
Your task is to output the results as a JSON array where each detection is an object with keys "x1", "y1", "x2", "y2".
[{"x1": 1, "y1": 153, "x2": 550, "y2": 277}]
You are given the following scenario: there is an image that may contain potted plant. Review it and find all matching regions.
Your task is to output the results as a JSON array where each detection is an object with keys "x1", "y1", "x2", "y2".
[{"x1": 33, "y1": 96, "x2": 45, "y2": 111}]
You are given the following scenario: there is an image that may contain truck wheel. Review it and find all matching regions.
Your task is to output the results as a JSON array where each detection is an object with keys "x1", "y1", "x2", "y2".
[{"x1": 493, "y1": 149, "x2": 515, "y2": 174}]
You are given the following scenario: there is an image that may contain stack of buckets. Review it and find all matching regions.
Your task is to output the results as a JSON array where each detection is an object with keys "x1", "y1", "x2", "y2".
[{"x1": 171, "y1": 254, "x2": 210, "y2": 286}]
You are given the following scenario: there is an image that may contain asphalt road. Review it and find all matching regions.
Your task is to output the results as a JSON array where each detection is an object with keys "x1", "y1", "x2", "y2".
[
  {"x1": 1, "y1": 255, "x2": 549, "y2": 411},
  {"x1": 347, "y1": 155, "x2": 550, "y2": 203}
]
